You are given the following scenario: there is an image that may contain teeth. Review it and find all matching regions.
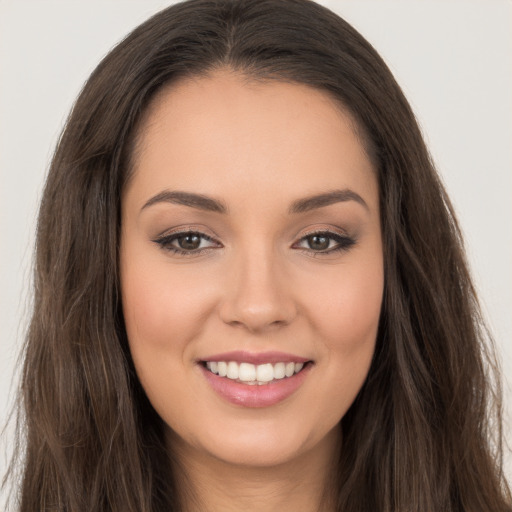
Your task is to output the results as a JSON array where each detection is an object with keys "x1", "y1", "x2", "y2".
[
  {"x1": 227, "y1": 361, "x2": 239, "y2": 379},
  {"x1": 206, "y1": 361, "x2": 218, "y2": 373},
  {"x1": 239, "y1": 362, "x2": 256, "y2": 382},
  {"x1": 217, "y1": 361, "x2": 227, "y2": 377},
  {"x1": 256, "y1": 363, "x2": 274, "y2": 382},
  {"x1": 205, "y1": 360, "x2": 306, "y2": 384}
]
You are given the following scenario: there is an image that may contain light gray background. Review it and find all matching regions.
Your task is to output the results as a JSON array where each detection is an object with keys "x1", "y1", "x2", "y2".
[{"x1": 1, "y1": 0, "x2": 511, "y2": 502}]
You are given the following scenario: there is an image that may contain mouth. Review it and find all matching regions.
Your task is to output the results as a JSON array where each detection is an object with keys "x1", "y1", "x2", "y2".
[
  {"x1": 201, "y1": 360, "x2": 309, "y2": 385},
  {"x1": 198, "y1": 352, "x2": 313, "y2": 407}
]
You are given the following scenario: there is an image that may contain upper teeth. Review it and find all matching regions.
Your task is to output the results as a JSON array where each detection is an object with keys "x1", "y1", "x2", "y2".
[{"x1": 205, "y1": 361, "x2": 304, "y2": 384}]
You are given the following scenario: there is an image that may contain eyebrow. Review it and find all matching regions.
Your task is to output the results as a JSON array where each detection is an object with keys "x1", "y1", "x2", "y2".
[
  {"x1": 288, "y1": 189, "x2": 369, "y2": 214},
  {"x1": 141, "y1": 188, "x2": 368, "y2": 215},
  {"x1": 141, "y1": 190, "x2": 228, "y2": 214}
]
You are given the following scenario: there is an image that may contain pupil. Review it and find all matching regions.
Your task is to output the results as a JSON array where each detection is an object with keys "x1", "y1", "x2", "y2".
[
  {"x1": 308, "y1": 235, "x2": 329, "y2": 251},
  {"x1": 179, "y1": 234, "x2": 201, "y2": 250}
]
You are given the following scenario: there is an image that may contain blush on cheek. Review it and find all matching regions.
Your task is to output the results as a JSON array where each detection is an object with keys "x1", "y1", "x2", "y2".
[
  {"x1": 316, "y1": 285, "x2": 382, "y2": 359},
  {"x1": 122, "y1": 265, "x2": 218, "y2": 354},
  {"x1": 122, "y1": 277, "x2": 171, "y2": 357}
]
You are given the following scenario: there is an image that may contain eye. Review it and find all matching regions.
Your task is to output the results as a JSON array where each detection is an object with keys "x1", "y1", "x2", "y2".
[
  {"x1": 153, "y1": 230, "x2": 220, "y2": 255},
  {"x1": 294, "y1": 231, "x2": 356, "y2": 254}
]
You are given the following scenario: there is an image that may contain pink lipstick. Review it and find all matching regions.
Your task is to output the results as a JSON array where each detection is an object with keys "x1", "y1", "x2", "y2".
[{"x1": 199, "y1": 351, "x2": 312, "y2": 408}]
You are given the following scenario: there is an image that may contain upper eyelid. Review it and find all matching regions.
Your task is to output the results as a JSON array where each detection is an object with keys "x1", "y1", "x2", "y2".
[
  {"x1": 155, "y1": 227, "x2": 347, "y2": 240},
  {"x1": 154, "y1": 225, "x2": 219, "y2": 240},
  {"x1": 292, "y1": 227, "x2": 353, "y2": 247},
  {"x1": 298, "y1": 227, "x2": 349, "y2": 238},
  {"x1": 154, "y1": 228, "x2": 352, "y2": 252},
  {"x1": 292, "y1": 231, "x2": 354, "y2": 249},
  {"x1": 153, "y1": 231, "x2": 220, "y2": 256},
  {"x1": 153, "y1": 231, "x2": 221, "y2": 247}
]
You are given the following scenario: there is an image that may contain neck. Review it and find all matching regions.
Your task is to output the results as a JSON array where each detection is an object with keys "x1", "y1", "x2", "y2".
[{"x1": 169, "y1": 428, "x2": 341, "y2": 512}]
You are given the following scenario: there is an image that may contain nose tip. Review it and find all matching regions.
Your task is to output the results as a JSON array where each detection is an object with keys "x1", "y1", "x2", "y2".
[
  {"x1": 225, "y1": 306, "x2": 290, "y2": 334},
  {"x1": 218, "y1": 255, "x2": 297, "y2": 333}
]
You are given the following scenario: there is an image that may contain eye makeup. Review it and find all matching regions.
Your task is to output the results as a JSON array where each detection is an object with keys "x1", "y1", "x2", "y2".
[
  {"x1": 152, "y1": 227, "x2": 357, "y2": 258},
  {"x1": 152, "y1": 229, "x2": 221, "y2": 257},
  {"x1": 292, "y1": 229, "x2": 356, "y2": 255}
]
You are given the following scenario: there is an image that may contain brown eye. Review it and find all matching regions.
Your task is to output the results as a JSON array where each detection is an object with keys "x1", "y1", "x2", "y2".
[
  {"x1": 153, "y1": 231, "x2": 219, "y2": 255},
  {"x1": 177, "y1": 234, "x2": 202, "y2": 250},
  {"x1": 294, "y1": 231, "x2": 356, "y2": 255},
  {"x1": 306, "y1": 234, "x2": 330, "y2": 251}
]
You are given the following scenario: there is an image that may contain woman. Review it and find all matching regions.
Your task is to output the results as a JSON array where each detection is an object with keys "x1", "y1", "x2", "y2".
[{"x1": 5, "y1": 0, "x2": 511, "y2": 510}]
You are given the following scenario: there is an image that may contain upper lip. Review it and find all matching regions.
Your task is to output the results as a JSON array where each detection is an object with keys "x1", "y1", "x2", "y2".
[{"x1": 199, "y1": 350, "x2": 311, "y2": 365}]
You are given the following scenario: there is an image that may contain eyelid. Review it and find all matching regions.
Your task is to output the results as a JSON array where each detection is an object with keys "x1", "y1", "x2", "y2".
[
  {"x1": 292, "y1": 227, "x2": 356, "y2": 255},
  {"x1": 297, "y1": 226, "x2": 349, "y2": 238},
  {"x1": 152, "y1": 225, "x2": 356, "y2": 257},
  {"x1": 292, "y1": 225, "x2": 351, "y2": 245},
  {"x1": 154, "y1": 224, "x2": 219, "y2": 239},
  {"x1": 152, "y1": 226, "x2": 223, "y2": 256}
]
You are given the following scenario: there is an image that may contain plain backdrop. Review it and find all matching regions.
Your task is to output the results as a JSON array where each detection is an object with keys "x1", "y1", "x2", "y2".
[{"x1": 1, "y1": 0, "x2": 511, "y2": 502}]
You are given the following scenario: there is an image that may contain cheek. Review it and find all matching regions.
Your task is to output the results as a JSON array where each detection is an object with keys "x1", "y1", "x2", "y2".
[
  {"x1": 121, "y1": 253, "x2": 218, "y2": 353},
  {"x1": 120, "y1": 250, "x2": 219, "y2": 418},
  {"x1": 304, "y1": 260, "x2": 383, "y2": 352},
  {"x1": 296, "y1": 252, "x2": 383, "y2": 422}
]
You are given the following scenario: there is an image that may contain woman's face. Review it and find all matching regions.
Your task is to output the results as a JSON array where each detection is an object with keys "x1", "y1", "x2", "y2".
[{"x1": 120, "y1": 70, "x2": 383, "y2": 468}]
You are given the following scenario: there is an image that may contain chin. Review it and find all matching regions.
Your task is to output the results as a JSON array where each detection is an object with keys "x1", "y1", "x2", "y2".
[
  {"x1": 168, "y1": 416, "x2": 338, "y2": 470},
  {"x1": 214, "y1": 434, "x2": 301, "y2": 467}
]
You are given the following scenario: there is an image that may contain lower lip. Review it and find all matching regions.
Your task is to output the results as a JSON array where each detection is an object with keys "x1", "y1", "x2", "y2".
[{"x1": 200, "y1": 363, "x2": 312, "y2": 408}]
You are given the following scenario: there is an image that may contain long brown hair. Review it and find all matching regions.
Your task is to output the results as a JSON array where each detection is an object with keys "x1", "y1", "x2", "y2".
[{"x1": 5, "y1": 0, "x2": 510, "y2": 510}]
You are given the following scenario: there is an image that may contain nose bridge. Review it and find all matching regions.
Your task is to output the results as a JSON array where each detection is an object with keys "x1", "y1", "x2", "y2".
[{"x1": 219, "y1": 240, "x2": 296, "y2": 332}]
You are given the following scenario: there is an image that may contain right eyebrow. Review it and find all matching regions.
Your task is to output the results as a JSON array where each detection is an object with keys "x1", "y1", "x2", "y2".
[{"x1": 141, "y1": 190, "x2": 228, "y2": 214}]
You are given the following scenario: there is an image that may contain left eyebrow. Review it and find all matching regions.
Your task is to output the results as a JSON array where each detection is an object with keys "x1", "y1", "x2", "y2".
[{"x1": 288, "y1": 189, "x2": 369, "y2": 214}]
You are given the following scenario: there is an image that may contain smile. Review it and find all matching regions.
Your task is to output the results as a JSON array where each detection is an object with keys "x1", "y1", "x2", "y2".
[
  {"x1": 204, "y1": 361, "x2": 305, "y2": 385},
  {"x1": 199, "y1": 352, "x2": 313, "y2": 407}
]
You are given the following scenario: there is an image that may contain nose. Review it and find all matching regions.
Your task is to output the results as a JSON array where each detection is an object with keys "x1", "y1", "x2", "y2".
[{"x1": 218, "y1": 247, "x2": 297, "y2": 333}]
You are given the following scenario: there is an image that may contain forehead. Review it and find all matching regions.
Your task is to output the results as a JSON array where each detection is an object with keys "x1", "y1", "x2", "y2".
[{"x1": 126, "y1": 69, "x2": 377, "y2": 213}]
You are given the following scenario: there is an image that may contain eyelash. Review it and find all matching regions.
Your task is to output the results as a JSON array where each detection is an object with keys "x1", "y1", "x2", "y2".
[
  {"x1": 153, "y1": 231, "x2": 219, "y2": 257},
  {"x1": 153, "y1": 230, "x2": 356, "y2": 257},
  {"x1": 293, "y1": 230, "x2": 356, "y2": 256}
]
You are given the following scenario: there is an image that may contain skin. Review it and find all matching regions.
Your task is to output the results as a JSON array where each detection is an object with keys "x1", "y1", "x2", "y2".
[{"x1": 120, "y1": 69, "x2": 384, "y2": 511}]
